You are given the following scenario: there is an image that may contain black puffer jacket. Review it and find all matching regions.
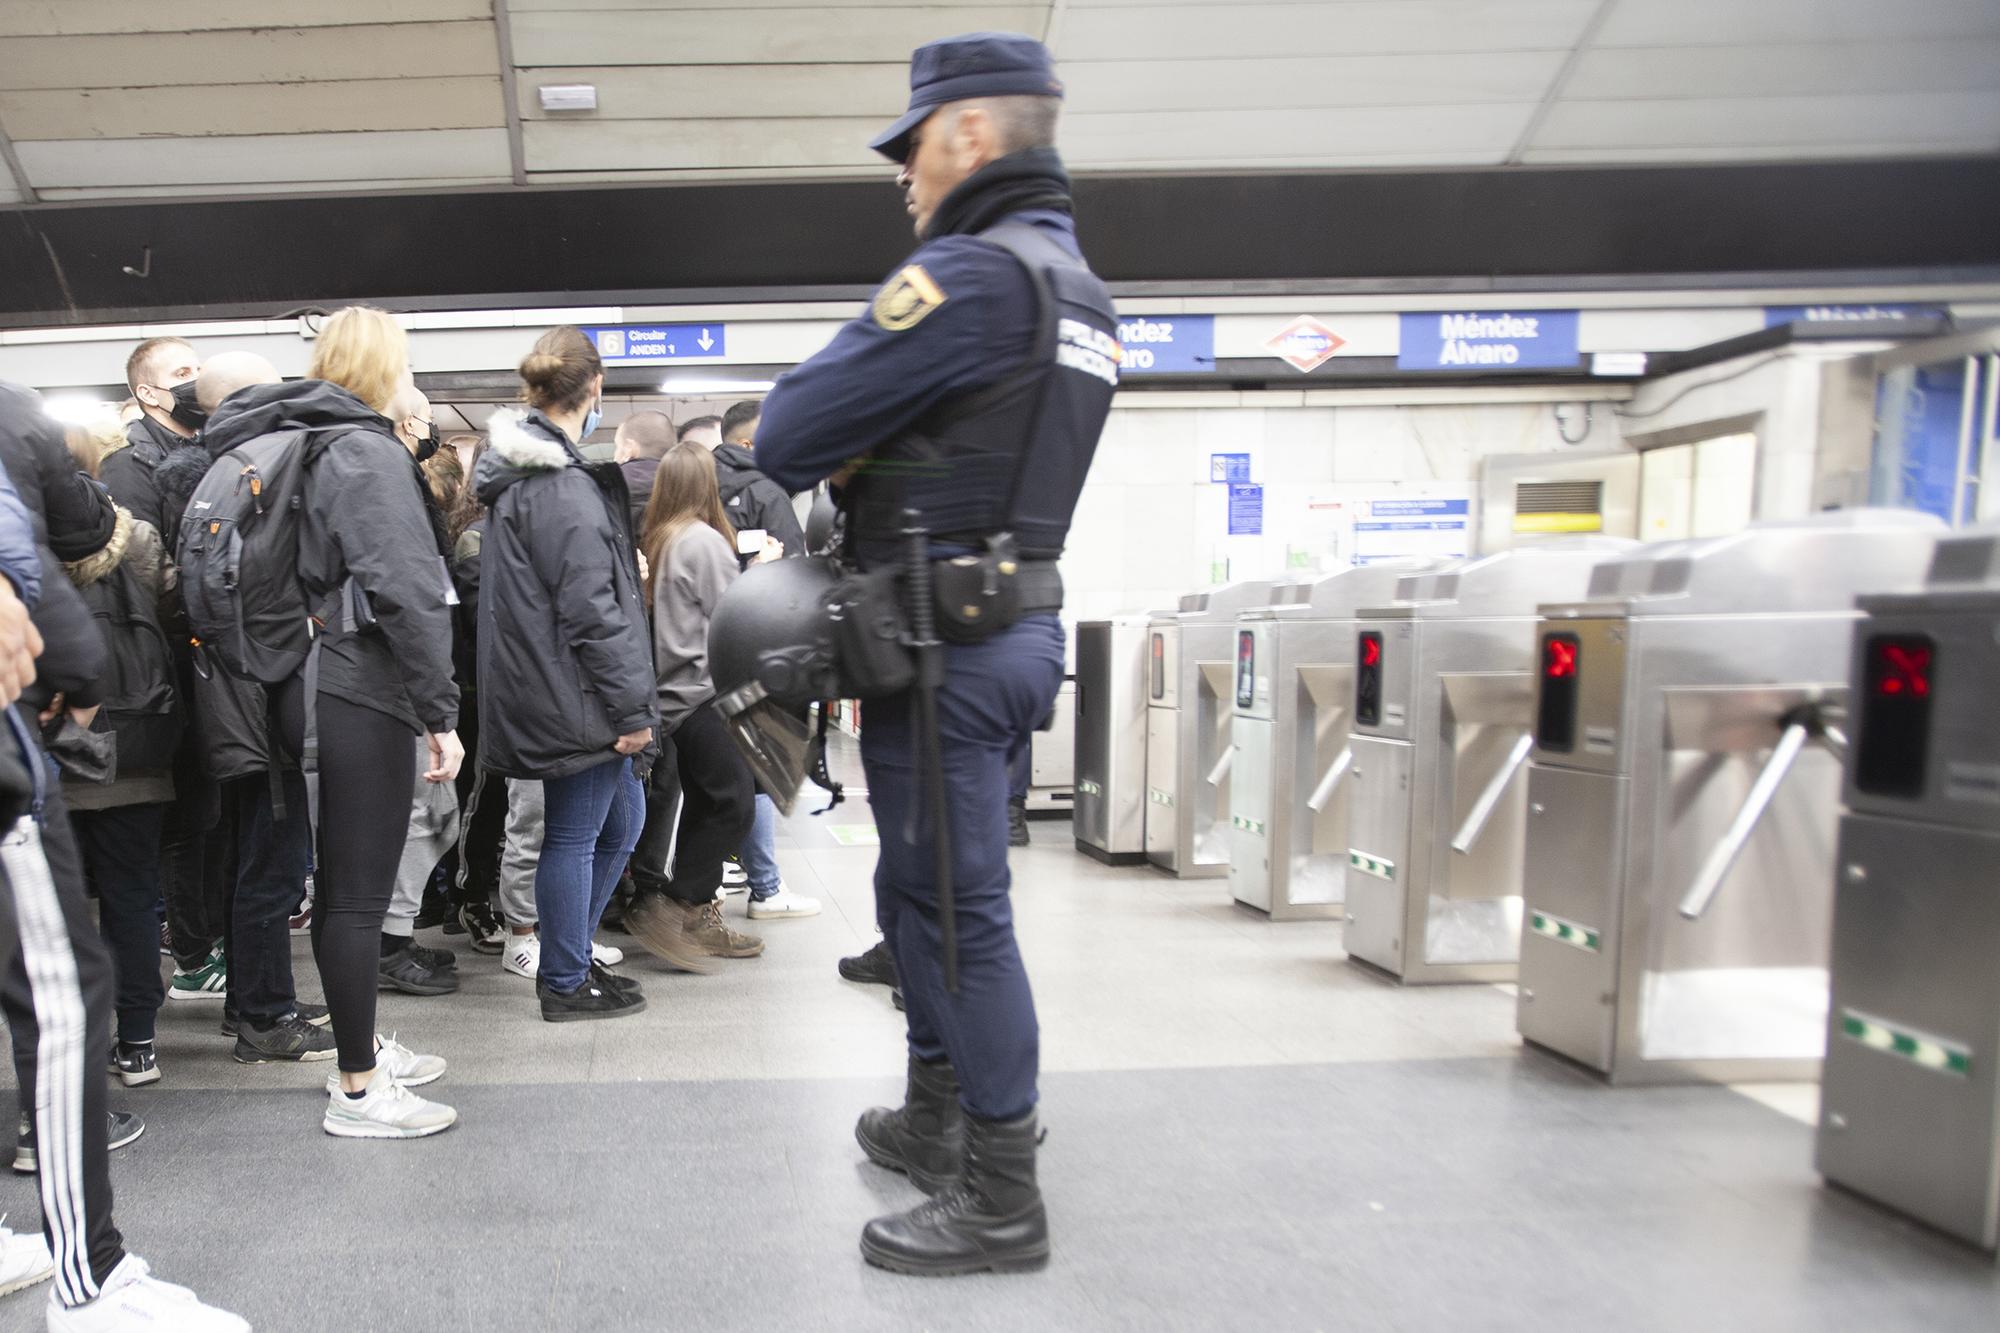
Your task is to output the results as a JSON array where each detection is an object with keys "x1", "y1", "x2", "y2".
[
  {"x1": 712, "y1": 442, "x2": 805, "y2": 563},
  {"x1": 0, "y1": 381, "x2": 116, "y2": 711},
  {"x1": 202, "y1": 380, "x2": 457, "y2": 735},
  {"x1": 474, "y1": 409, "x2": 656, "y2": 780}
]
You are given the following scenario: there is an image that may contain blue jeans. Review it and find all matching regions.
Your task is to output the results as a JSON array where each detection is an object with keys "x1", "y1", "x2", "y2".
[
  {"x1": 535, "y1": 757, "x2": 642, "y2": 993},
  {"x1": 860, "y1": 614, "x2": 1064, "y2": 1122},
  {"x1": 742, "y1": 794, "x2": 780, "y2": 900}
]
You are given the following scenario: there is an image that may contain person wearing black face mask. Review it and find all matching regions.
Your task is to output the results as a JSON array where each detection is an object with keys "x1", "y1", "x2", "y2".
[{"x1": 102, "y1": 338, "x2": 206, "y2": 538}]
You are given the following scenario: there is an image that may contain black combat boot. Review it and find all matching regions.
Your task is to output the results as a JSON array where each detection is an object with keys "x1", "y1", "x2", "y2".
[
  {"x1": 838, "y1": 938, "x2": 898, "y2": 988},
  {"x1": 856, "y1": 1057, "x2": 964, "y2": 1194},
  {"x1": 860, "y1": 1108, "x2": 1047, "y2": 1275},
  {"x1": 1007, "y1": 796, "x2": 1030, "y2": 847}
]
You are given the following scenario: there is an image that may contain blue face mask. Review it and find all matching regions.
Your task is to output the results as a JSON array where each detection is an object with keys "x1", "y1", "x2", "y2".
[{"x1": 579, "y1": 398, "x2": 602, "y2": 442}]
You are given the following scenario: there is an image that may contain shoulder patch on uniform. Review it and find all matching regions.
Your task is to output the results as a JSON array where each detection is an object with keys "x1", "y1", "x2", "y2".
[{"x1": 873, "y1": 265, "x2": 947, "y2": 332}]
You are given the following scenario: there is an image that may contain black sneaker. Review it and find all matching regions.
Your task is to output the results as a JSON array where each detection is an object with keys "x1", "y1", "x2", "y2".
[
  {"x1": 589, "y1": 960, "x2": 642, "y2": 997},
  {"x1": 839, "y1": 940, "x2": 898, "y2": 988},
  {"x1": 108, "y1": 1041, "x2": 160, "y2": 1087},
  {"x1": 221, "y1": 1001, "x2": 329, "y2": 1038},
  {"x1": 13, "y1": 1111, "x2": 143, "y2": 1174},
  {"x1": 233, "y1": 1013, "x2": 338, "y2": 1064},
  {"x1": 379, "y1": 943, "x2": 461, "y2": 996},
  {"x1": 457, "y1": 901, "x2": 506, "y2": 955},
  {"x1": 538, "y1": 977, "x2": 646, "y2": 1023}
]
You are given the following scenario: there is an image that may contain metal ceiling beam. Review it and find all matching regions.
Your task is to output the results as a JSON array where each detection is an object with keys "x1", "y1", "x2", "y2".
[
  {"x1": 491, "y1": 0, "x2": 529, "y2": 188},
  {"x1": 1507, "y1": 0, "x2": 1618, "y2": 166},
  {"x1": 0, "y1": 109, "x2": 37, "y2": 205}
]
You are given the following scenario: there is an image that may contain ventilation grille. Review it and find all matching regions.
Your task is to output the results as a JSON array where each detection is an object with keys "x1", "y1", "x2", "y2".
[{"x1": 1516, "y1": 480, "x2": 1604, "y2": 515}]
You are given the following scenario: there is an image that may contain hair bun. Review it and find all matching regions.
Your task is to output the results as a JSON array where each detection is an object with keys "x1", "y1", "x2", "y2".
[{"x1": 519, "y1": 351, "x2": 564, "y2": 385}]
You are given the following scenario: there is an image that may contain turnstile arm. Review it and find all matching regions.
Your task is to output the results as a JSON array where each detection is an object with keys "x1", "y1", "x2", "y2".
[
  {"x1": 1304, "y1": 747, "x2": 1354, "y2": 813},
  {"x1": 1677, "y1": 720, "x2": 1811, "y2": 921},
  {"x1": 1204, "y1": 746, "x2": 1235, "y2": 788},
  {"x1": 1450, "y1": 732, "x2": 1534, "y2": 855}
]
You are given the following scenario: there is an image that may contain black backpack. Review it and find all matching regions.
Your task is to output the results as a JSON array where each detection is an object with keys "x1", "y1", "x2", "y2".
[
  {"x1": 80, "y1": 558, "x2": 181, "y2": 773},
  {"x1": 178, "y1": 428, "x2": 326, "y2": 684}
]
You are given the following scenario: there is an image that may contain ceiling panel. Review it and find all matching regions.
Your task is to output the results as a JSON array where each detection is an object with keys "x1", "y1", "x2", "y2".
[
  {"x1": 1062, "y1": 52, "x2": 1564, "y2": 112},
  {"x1": 1595, "y1": 0, "x2": 2000, "y2": 47},
  {"x1": 1058, "y1": 1, "x2": 1596, "y2": 61},
  {"x1": 0, "y1": 22, "x2": 500, "y2": 91},
  {"x1": 1532, "y1": 92, "x2": 2000, "y2": 154},
  {"x1": 1063, "y1": 103, "x2": 1534, "y2": 168},
  {"x1": 514, "y1": 0, "x2": 1008, "y2": 8},
  {"x1": 17, "y1": 128, "x2": 513, "y2": 189},
  {"x1": 511, "y1": 5, "x2": 1050, "y2": 66},
  {"x1": 524, "y1": 117, "x2": 881, "y2": 172},
  {"x1": 1, "y1": 77, "x2": 504, "y2": 140},
  {"x1": 1563, "y1": 40, "x2": 2000, "y2": 100},
  {"x1": 0, "y1": 0, "x2": 491, "y2": 36},
  {"x1": 517, "y1": 64, "x2": 904, "y2": 121}
]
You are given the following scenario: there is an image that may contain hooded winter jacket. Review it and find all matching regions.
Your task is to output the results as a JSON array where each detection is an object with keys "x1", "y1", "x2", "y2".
[
  {"x1": 473, "y1": 409, "x2": 657, "y2": 780},
  {"x1": 201, "y1": 379, "x2": 457, "y2": 735},
  {"x1": 0, "y1": 381, "x2": 116, "y2": 712},
  {"x1": 61, "y1": 507, "x2": 179, "y2": 810},
  {"x1": 101, "y1": 412, "x2": 201, "y2": 536},
  {"x1": 711, "y1": 442, "x2": 804, "y2": 564}
]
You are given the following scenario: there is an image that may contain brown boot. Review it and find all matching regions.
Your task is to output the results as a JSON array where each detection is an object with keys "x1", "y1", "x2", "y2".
[
  {"x1": 624, "y1": 893, "x2": 718, "y2": 974},
  {"x1": 690, "y1": 899, "x2": 765, "y2": 959}
]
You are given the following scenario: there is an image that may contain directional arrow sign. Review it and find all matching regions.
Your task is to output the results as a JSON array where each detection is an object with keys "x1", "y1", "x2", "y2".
[
  {"x1": 584, "y1": 324, "x2": 729, "y2": 363},
  {"x1": 1266, "y1": 316, "x2": 1345, "y2": 373}
]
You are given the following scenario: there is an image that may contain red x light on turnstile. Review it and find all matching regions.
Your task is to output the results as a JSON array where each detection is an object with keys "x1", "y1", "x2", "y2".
[
  {"x1": 1856, "y1": 634, "x2": 1936, "y2": 798},
  {"x1": 1536, "y1": 631, "x2": 1581, "y2": 753},
  {"x1": 1356, "y1": 631, "x2": 1384, "y2": 726}
]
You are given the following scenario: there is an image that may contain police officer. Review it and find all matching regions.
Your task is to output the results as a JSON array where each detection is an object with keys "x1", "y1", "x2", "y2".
[{"x1": 752, "y1": 32, "x2": 1119, "y2": 1276}]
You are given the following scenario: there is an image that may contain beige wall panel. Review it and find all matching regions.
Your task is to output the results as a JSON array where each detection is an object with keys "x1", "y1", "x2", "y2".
[
  {"x1": 35, "y1": 179, "x2": 513, "y2": 201},
  {"x1": 1564, "y1": 40, "x2": 2000, "y2": 100},
  {"x1": 1062, "y1": 51, "x2": 1564, "y2": 113},
  {"x1": 1062, "y1": 103, "x2": 1533, "y2": 167},
  {"x1": 1596, "y1": 0, "x2": 2000, "y2": 47},
  {"x1": 1522, "y1": 141, "x2": 1999, "y2": 164},
  {"x1": 1, "y1": 77, "x2": 505, "y2": 141},
  {"x1": 0, "y1": 1, "x2": 491, "y2": 36},
  {"x1": 0, "y1": 23, "x2": 499, "y2": 91},
  {"x1": 1533, "y1": 91, "x2": 2000, "y2": 151},
  {"x1": 1058, "y1": 1, "x2": 1595, "y2": 61},
  {"x1": 517, "y1": 64, "x2": 906, "y2": 121},
  {"x1": 514, "y1": 0, "x2": 1014, "y2": 9},
  {"x1": 523, "y1": 117, "x2": 883, "y2": 171},
  {"x1": 512, "y1": 6, "x2": 1047, "y2": 65},
  {"x1": 18, "y1": 127, "x2": 513, "y2": 189}
]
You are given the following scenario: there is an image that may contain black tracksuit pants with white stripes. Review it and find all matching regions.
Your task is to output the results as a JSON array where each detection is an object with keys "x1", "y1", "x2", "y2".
[{"x1": 0, "y1": 810, "x2": 126, "y2": 1303}]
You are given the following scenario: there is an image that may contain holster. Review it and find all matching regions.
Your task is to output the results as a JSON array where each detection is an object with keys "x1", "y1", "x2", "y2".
[
  {"x1": 829, "y1": 565, "x2": 915, "y2": 698},
  {"x1": 933, "y1": 535, "x2": 1062, "y2": 645}
]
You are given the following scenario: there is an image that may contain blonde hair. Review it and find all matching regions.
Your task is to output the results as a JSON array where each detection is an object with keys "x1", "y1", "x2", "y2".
[
  {"x1": 309, "y1": 307, "x2": 410, "y2": 414},
  {"x1": 62, "y1": 409, "x2": 126, "y2": 478}
]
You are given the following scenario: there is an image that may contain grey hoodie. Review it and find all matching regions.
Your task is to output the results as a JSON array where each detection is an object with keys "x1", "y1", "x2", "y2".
[{"x1": 651, "y1": 522, "x2": 738, "y2": 731}]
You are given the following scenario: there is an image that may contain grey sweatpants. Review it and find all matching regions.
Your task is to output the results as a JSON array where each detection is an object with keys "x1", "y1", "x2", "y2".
[
  {"x1": 383, "y1": 737, "x2": 461, "y2": 939},
  {"x1": 499, "y1": 778, "x2": 544, "y2": 929}
]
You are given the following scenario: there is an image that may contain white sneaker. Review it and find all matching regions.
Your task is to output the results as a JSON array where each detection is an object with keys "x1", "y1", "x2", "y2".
[
  {"x1": 321, "y1": 1064, "x2": 457, "y2": 1140},
  {"x1": 45, "y1": 1254, "x2": 248, "y2": 1331},
  {"x1": 720, "y1": 860, "x2": 749, "y2": 893},
  {"x1": 747, "y1": 884, "x2": 821, "y2": 919},
  {"x1": 0, "y1": 1215, "x2": 50, "y2": 1297},
  {"x1": 323, "y1": 1034, "x2": 445, "y2": 1095},
  {"x1": 591, "y1": 941, "x2": 624, "y2": 967},
  {"x1": 501, "y1": 933, "x2": 540, "y2": 980}
]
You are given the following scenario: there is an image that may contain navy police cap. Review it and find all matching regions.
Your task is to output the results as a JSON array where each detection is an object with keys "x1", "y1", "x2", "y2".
[{"x1": 869, "y1": 31, "x2": 1064, "y2": 163}]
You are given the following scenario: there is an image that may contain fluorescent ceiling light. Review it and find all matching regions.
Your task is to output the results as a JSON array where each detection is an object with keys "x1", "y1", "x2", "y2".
[
  {"x1": 539, "y1": 85, "x2": 598, "y2": 112},
  {"x1": 39, "y1": 395, "x2": 120, "y2": 425},
  {"x1": 658, "y1": 378, "x2": 776, "y2": 395}
]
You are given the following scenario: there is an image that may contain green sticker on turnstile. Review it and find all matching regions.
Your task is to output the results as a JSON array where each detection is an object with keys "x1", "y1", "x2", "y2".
[
  {"x1": 1231, "y1": 814, "x2": 1265, "y2": 835},
  {"x1": 1840, "y1": 1010, "x2": 1972, "y2": 1076},
  {"x1": 1348, "y1": 850, "x2": 1394, "y2": 881},
  {"x1": 1149, "y1": 788, "x2": 1174, "y2": 807},
  {"x1": 1529, "y1": 911, "x2": 1600, "y2": 953},
  {"x1": 1077, "y1": 779, "x2": 1102, "y2": 796}
]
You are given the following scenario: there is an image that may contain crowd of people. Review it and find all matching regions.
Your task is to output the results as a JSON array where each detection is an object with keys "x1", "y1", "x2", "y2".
[{"x1": 0, "y1": 313, "x2": 851, "y2": 1327}]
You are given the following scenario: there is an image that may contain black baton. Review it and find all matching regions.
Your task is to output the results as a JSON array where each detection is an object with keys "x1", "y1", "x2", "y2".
[{"x1": 900, "y1": 512, "x2": 957, "y2": 992}]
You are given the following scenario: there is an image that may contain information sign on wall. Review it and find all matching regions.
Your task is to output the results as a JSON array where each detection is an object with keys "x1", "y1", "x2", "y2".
[
  {"x1": 1227, "y1": 484, "x2": 1264, "y2": 535},
  {"x1": 1119, "y1": 315, "x2": 1215, "y2": 373},
  {"x1": 583, "y1": 324, "x2": 727, "y2": 362},
  {"x1": 1397, "y1": 311, "x2": 1579, "y2": 371},
  {"x1": 1764, "y1": 304, "x2": 1944, "y2": 329}
]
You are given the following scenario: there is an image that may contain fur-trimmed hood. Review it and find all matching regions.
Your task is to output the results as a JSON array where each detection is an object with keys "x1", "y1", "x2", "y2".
[
  {"x1": 63, "y1": 505, "x2": 134, "y2": 587},
  {"x1": 474, "y1": 408, "x2": 577, "y2": 506}
]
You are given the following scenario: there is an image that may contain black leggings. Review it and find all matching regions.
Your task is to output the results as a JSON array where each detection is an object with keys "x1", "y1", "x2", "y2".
[
  {"x1": 631, "y1": 701, "x2": 754, "y2": 907},
  {"x1": 275, "y1": 682, "x2": 415, "y2": 1073}
]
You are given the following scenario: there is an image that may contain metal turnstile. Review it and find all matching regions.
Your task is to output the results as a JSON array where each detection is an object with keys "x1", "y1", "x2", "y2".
[
  {"x1": 1228, "y1": 560, "x2": 1443, "y2": 920},
  {"x1": 1343, "y1": 539, "x2": 1635, "y2": 983},
  {"x1": 1515, "y1": 511, "x2": 1941, "y2": 1084},
  {"x1": 1144, "y1": 582, "x2": 1299, "y2": 877},
  {"x1": 1073, "y1": 617, "x2": 1151, "y2": 864},
  {"x1": 1817, "y1": 527, "x2": 2000, "y2": 1250},
  {"x1": 1027, "y1": 679, "x2": 1075, "y2": 814}
]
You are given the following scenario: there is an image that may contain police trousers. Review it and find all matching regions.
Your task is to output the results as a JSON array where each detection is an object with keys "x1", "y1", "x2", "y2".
[{"x1": 858, "y1": 614, "x2": 1064, "y2": 1122}]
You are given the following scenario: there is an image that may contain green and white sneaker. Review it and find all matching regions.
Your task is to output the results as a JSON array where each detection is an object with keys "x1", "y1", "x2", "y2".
[
  {"x1": 323, "y1": 1034, "x2": 446, "y2": 1093},
  {"x1": 167, "y1": 946, "x2": 227, "y2": 1003},
  {"x1": 322, "y1": 1064, "x2": 457, "y2": 1140}
]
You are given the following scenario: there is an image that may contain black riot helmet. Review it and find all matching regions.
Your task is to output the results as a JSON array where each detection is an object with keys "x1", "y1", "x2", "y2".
[{"x1": 708, "y1": 557, "x2": 847, "y2": 812}]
